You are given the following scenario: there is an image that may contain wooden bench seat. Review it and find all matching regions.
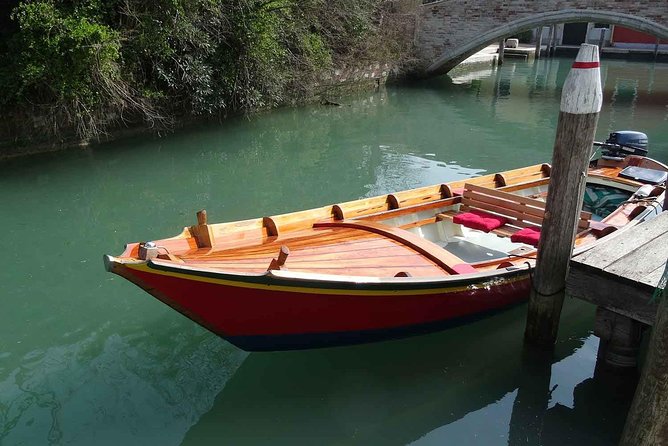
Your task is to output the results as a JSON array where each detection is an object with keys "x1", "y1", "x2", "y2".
[
  {"x1": 436, "y1": 183, "x2": 593, "y2": 241},
  {"x1": 458, "y1": 183, "x2": 592, "y2": 230}
]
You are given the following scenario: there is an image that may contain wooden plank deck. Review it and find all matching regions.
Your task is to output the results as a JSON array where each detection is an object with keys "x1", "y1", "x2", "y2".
[{"x1": 566, "y1": 211, "x2": 668, "y2": 326}]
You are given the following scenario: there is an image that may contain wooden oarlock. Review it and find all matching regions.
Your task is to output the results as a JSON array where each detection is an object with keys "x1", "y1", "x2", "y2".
[
  {"x1": 524, "y1": 44, "x2": 603, "y2": 347},
  {"x1": 268, "y1": 246, "x2": 290, "y2": 271},
  {"x1": 190, "y1": 209, "x2": 215, "y2": 248}
]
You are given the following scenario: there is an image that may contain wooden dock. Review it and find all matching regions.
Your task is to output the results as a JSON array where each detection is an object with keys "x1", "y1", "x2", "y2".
[
  {"x1": 566, "y1": 211, "x2": 668, "y2": 326},
  {"x1": 502, "y1": 47, "x2": 534, "y2": 60}
]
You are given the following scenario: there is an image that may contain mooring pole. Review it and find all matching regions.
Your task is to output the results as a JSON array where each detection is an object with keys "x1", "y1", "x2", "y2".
[
  {"x1": 547, "y1": 25, "x2": 555, "y2": 57},
  {"x1": 498, "y1": 39, "x2": 505, "y2": 66},
  {"x1": 524, "y1": 44, "x2": 602, "y2": 347},
  {"x1": 534, "y1": 27, "x2": 543, "y2": 59},
  {"x1": 620, "y1": 263, "x2": 668, "y2": 445}
]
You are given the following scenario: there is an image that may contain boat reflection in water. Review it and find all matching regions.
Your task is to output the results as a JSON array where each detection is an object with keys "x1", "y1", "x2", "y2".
[{"x1": 182, "y1": 299, "x2": 636, "y2": 446}]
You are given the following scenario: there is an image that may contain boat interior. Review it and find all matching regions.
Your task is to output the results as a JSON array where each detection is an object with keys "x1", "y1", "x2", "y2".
[{"x1": 118, "y1": 161, "x2": 666, "y2": 280}]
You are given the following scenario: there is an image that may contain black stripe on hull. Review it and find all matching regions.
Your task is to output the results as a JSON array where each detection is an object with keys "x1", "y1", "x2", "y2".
[{"x1": 225, "y1": 301, "x2": 527, "y2": 352}]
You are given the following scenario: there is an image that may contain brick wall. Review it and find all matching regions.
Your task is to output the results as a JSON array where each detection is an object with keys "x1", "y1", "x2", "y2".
[{"x1": 415, "y1": 1, "x2": 668, "y2": 74}]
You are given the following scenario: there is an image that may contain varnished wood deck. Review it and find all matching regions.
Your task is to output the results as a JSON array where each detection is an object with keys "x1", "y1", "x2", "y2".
[{"x1": 179, "y1": 226, "x2": 448, "y2": 277}]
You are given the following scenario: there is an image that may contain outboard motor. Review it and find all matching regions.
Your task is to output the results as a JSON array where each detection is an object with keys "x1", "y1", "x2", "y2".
[{"x1": 596, "y1": 130, "x2": 649, "y2": 160}]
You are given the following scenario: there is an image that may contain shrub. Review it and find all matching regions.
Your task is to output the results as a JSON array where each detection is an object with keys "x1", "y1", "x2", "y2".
[{"x1": 0, "y1": 0, "x2": 399, "y2": 141}]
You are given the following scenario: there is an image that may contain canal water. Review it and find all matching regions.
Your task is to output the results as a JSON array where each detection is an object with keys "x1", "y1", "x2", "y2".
[{"x1": 1, "y1": 57, "x2": 667, "y2": 445}]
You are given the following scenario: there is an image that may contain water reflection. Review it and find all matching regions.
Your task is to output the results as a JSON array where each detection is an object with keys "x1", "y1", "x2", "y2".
[
  {"x1": 180, "y1": 300, "x2": 627, "y2": 446},
  {"x1": 0, "y1": 321, "x2": 246, "y2": 445},
  {"x1": 448, "y1": 58, "x2": 668, "y2": 158}
]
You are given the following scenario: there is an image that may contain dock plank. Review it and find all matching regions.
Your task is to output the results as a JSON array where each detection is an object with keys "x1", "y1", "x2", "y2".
[
  {"x1": 566, "y1": 212, "x2": 668, "y2": 326},
  {"x1": 574, "y1": 212, "x2": 668, "y2": 272},
  {"x1": 604, "y1": 231, "x2": 668, "y2": 287},
  {"x1": 645, "y1": 263, "x2": 668, "y2": 289}
]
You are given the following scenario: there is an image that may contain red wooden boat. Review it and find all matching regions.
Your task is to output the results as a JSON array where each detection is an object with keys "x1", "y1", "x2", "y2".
[{"x1": 104, "y1": 150, "x2": 667, "y2": 351}]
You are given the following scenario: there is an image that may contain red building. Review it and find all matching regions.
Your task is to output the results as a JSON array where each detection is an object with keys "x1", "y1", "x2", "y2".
[{"x1": 611, "y1": 26, "x2": 667, "y2": 49}]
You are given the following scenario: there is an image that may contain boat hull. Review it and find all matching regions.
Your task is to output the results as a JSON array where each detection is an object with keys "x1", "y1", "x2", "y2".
[{"x1": 108, "y1": 259, "x2": 531, "y2": 351}]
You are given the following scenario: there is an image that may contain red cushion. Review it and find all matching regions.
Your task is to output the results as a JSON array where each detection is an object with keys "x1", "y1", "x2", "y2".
[
  {"x1": 510, "y1": 227, "x2": 541, "y2": 246},
  {"x1": 453, "y1": 210, "x2": 508, "y2": 232}
]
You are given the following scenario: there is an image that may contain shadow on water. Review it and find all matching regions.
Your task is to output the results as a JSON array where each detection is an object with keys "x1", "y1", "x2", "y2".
[{"x1": 181, "y1": 300, "x2": 636, "y2": 446}]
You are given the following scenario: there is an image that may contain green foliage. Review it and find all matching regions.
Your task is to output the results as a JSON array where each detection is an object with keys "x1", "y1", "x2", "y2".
[
  {"x1": 0, "y1": 0, "x2": 398, "y2": 140},
  {"x1": 6, "y1": 0, "x2": 121, "y2": 105}
]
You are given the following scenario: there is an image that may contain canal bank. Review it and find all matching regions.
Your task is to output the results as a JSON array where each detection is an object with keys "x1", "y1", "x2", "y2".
[
  {"x1": 0, "y1": 61, "x2": 399, "y2": 160},
  {"x1": 1, "y1": 56, "x2": 667, "y2": 445}
]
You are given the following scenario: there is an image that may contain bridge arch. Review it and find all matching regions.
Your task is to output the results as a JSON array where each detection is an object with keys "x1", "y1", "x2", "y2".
[{"x1": 422, "y1": 9, "x2": 668, "y2": 76}]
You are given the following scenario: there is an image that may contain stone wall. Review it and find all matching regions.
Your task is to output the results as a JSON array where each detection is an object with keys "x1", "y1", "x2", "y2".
[
  {"x1": 318, "y1": 62, "x2": 395, "y2": 94},
  {"x1": 0, "y1": 62, "x2": 403, "y2": 159}
]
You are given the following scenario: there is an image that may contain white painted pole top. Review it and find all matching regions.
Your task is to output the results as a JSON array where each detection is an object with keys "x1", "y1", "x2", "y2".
[{"x1": 560, "y1": 44, "x2": 602, "y2": 115}]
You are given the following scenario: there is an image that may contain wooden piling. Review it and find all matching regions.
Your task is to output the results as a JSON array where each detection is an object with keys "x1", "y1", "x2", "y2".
[
  {"x1": 524, "y1": 44, "x2": 602, "y2": 347},
  {"x1": 498, "y1": 39, "x2": 505, "y2": 66},
  {"x1": 534, "y1": 27, "x2": 543, "y2": 59},
  {"x1": 547, "y1": 25, "x2": 555, "y2": 57},
  {"x1": 594, "y1": 307, "x2": 644, "y2": 371},
  {"x1": 620, "y1": 263, "x2": 668, "y2": 445}
]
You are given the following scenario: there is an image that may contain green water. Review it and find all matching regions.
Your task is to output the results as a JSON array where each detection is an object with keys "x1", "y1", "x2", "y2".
[{"x1": 1, "y1": 57, "x2": 667, "y2": 445}]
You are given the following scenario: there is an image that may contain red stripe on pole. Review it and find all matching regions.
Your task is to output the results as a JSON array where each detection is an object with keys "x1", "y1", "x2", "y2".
[{"x1": 572, "y1": 61, "x2": 600, "y2": 69}]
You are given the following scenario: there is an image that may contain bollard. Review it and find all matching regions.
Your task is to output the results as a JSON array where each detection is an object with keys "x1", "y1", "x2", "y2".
[{"x1": 524, "y1": 44, "x2": 602, "y2": 347}]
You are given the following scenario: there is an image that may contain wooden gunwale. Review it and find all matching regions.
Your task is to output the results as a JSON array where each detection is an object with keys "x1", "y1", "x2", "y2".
[
  {"x1": 119, "y1": 162, "x2": 645, "y2": 279},
  {"x1": 134, "y1": 166, "x2": 552, "y2": 275},
  {"x1": 361, "y1": 197, "x2": 459, "y2": 222},
  {"x1": 189, "y1": 164, "x2": 549, "y2": 245}
]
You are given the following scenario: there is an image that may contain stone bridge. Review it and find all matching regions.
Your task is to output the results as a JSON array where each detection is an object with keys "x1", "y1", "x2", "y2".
[{"x1": 404, "y1": 1, "x2": 668, "y2": 76}]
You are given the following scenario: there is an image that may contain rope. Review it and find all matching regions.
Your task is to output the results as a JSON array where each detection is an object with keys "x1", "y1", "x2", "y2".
[{"x1": 511, "y1": 258, "x2": 565, "y2": 298}]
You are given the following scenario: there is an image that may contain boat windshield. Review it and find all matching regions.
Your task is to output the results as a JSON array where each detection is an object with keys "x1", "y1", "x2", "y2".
[{"x1": 583, "y1": 184, "x2": 632, "y2": 221}]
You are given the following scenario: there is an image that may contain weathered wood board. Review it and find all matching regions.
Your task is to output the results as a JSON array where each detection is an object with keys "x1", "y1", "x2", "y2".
[{"x1": 566, "y1": 211, "x2": 668, "y2": 325}]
